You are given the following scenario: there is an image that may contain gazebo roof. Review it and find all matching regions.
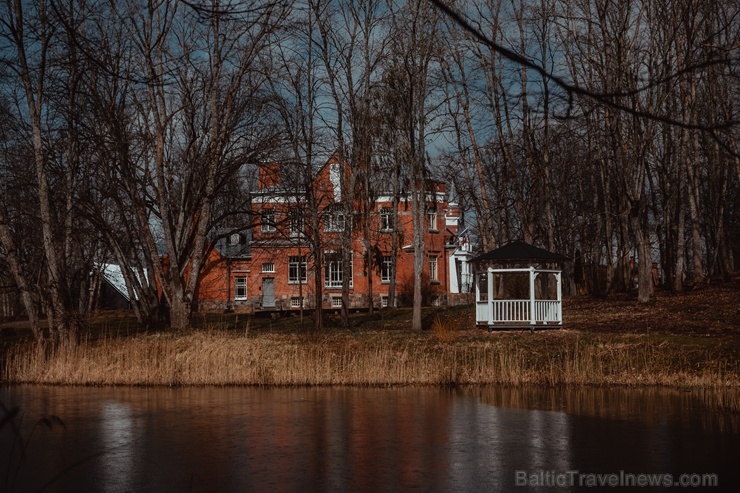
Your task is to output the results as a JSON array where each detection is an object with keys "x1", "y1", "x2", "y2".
[{"x1": 471, "y1": 240, "x2": 569, "y2": 265}]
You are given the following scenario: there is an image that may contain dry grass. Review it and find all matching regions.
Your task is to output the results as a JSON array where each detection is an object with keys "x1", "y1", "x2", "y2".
[
  {"x1": 1, "y1": 277, "x2": 738, "y2": 390},
  {"x1": 2, "y1": 328, "x2": 737, "y2": 389},
  {"x1": 432, "y1": 313, "x2": 459, "y2": 342},
  {"x1": 564, "y1": 279, "x2": 740, "y2": 335}
]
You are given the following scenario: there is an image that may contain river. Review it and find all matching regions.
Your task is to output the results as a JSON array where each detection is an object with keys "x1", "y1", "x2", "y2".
[{"x1": 1, "y1": 385, "x2": 737, "y2": 492}]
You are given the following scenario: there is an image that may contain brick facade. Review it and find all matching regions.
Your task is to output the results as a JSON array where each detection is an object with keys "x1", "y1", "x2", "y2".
[{"x1": 196, "y1": 156, "x2": 467, "y2": 313}]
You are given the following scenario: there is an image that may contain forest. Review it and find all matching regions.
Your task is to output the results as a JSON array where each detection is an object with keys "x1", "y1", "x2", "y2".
[{"x1": 1, "y1": 0, "x2": 738, "y2": 340}]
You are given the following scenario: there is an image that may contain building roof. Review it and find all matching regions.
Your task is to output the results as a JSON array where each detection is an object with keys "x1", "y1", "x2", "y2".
[
  {"x1": 101, "y1": 264, "x2": 130, "y2": 301},
  {"x1": 471, "y1": 240, "x2": 569, "y2": 264},
  {"x1": 212, "y1": 229, "x2": 252, "y2": 258}
]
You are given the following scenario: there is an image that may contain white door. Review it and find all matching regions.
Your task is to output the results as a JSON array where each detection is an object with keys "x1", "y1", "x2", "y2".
[{"x1": 262, "y1": 278, "x2": 275, "y2": 308}]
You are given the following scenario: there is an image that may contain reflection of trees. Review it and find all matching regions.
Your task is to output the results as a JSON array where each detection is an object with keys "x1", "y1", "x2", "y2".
[
  {"x1": 5, "y1": 386, "x2": 738, "y2": 491},
  {"x1": 462, "y1": 386, "x2": 740, "y2": 433}
]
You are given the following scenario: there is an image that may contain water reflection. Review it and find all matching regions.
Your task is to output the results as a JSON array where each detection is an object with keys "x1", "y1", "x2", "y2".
[
  {"x1": 461, "y1": 386, "x2": 739, "y2": 490},
  {"x1": 463, "y1": 386, "x2": 740, "y2": 433},
  {"x1": 100, "y1": 401, "x2": 135, "y2": 491},
  {"x1": 1, "y1": 385, "x2": 737, "y2": 492},
  {"x1": 447, "y1": 399, "x2": 571, "y2": 491}
]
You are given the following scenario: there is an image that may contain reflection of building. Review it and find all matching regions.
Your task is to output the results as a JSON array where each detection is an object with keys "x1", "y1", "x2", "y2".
[{"x1": 196, "y1": 155, "x2": 470, "y2": 312}]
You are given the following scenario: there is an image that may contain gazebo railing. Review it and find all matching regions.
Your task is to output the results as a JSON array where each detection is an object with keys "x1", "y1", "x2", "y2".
[
  {"x1": 534, "y1": 300, "x2": 561, "y2": 323},
  {"x1": 476, "y1": 299, "x2": 562, "y2": 325},
  {"x1": 473, "y1": 247, "x2": 566, "y2": 329}
]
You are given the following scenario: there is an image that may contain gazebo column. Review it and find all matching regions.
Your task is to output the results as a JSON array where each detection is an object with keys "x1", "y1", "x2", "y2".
[
  {"x1": 474, "y1": 271, "x2": 482, "y2": 325},
  {"x1": 555, "y1": 271, "x2": 562, "y2": 323},
  {"x1": 487, "y1": 266, "x2": 494, "y2": 326},
  {"x1": 529, "y1": 266, "x2": 536, "y2": 326}
]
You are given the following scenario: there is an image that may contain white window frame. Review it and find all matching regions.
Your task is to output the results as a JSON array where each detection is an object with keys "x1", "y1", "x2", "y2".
[
  {"x1": 290, "y1": 208, "x2": 304, "y2": 238},
  {"x1": 288, "y1": 255, "x2": 307, "y2": 284},
  {"x1": 324, "y1": 205, "x2": 346, "y2": 232},
  {"x1": 261, "y1": 262, "x2": 275, "y2": 273},
  {"x1": 290, "y1": 297, "x2": 304, "y2": 308},
  {"x1": 379, "y1": 207, "x2": 393, "y2": 231},
  {"x1": 261, "y1": 208, "x2": 276, "y2": 232},
  {"x1": 427, "y1": 208, "x2": 438, "y2": 231},
  {"x1": 381, "y1": 255, "x2": 393, "y2": 283},
  {"x1": 234, "y1": 275, "x2": 247, "y2": 300},
  {"x1": 331, "y1": 296, "x2": 343, "y2": 308},
  {"x1": 429, "y1": 255, "x2": 439, "y2": 282},
  {"x1": 324, "y1": 251, "x2": 353, "y2": 289}
]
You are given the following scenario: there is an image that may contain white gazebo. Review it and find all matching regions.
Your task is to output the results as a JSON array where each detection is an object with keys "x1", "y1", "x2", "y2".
[{"x1": 472, "y1": 240, "x2": 568, "y2": 330}]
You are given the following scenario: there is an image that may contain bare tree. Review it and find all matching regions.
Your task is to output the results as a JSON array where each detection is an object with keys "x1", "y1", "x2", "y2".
[
  {"x1": 435, "y1": 0, "x2": 739, "y2": 303},
  {"x1": 309, "y1": 0, "x2": 387, "y2": 325},
  {"x1": 266, "y1": 0, "x2": 334, "y2": 330},
  {"x1": 1, "y1": 0, "x2": 103, "y2": 339},
  {"x1": 439, "y1": 0, "x2": 501, "y2": 252},
  {"x1": 102, "y1": 0, "x2": 287, "y2": 330},
  {"x1": 0, "y1": 109, "x2": 41, "y2": 336},
  {"x1": 385, "y1": 0, "x2": 443, "y2": 330}
]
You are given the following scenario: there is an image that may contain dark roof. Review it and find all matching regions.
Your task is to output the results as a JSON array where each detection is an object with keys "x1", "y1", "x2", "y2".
[
  {"x1": 471, "y1": 240, "x2": 569, "y2": 264},
  {"x1": 212, "y1": 229, "x2": 252, "y2": 258}
]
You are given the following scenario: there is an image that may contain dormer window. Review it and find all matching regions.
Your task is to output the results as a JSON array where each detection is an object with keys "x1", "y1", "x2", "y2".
[{"x1": 229, "y1": 233, "x2": 242, "y2": 245}]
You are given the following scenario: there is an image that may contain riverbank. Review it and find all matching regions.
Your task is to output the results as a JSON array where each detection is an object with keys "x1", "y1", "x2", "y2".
[
  {"x1": 2, "y1": 328, "x2": 737, "y2": 390},
  {"x1": 1, "y1": 280, "x2": 738, "y2": 390}
]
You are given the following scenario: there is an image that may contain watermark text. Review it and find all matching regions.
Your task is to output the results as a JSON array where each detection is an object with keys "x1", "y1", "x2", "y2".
[{"x1": 514, "y1": 470, "x2": 718, "y2": 488}]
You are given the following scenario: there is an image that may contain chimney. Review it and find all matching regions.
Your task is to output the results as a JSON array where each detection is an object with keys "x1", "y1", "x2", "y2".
[{"x1": 258, "y1": 163, "x2": 281, "y2": 189}]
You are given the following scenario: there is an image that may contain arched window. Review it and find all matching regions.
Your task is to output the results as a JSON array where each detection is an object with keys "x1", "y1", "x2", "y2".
[{"x1": 427, "y1": 207, "x2": 438, "y2": 232}]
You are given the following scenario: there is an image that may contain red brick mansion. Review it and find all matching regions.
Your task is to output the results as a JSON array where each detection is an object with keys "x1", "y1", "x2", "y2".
[{"x1": 195, "y1": 155, "x2": 474, "y2": 312}]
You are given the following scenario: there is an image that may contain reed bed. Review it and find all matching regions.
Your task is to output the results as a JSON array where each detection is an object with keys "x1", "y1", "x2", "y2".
[{"x1": 2, "y1": 329, "x2": 737, "y2": 388}]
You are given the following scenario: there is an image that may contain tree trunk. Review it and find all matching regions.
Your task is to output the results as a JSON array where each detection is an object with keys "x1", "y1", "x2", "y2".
[
  {"x1": 0, "y1": 217, "x2": 41, "y2": 339},
  {"x1": 8, "y1": 0, "x2": 76, "y2": 340},
  {"x1": 685, "y1": 144, "x2": 705, "y2": 284},
  {"x1": 169, "y1": 298, "x2": 192, "y2": 332},
  {"x1": 411, "y1": 187, "x2": 425, "y2": 331},
  {"x1": 631, "y1": 203, "x2": 654, "y2": 302}
]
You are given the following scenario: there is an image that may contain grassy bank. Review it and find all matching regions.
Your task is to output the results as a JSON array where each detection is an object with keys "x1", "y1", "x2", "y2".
[
  {"x1": 2, "y1": 328, "x2": 737, "y2": 388},
  {"x1": 1, "y1": 279, "x2": 738, "y2": 389}
]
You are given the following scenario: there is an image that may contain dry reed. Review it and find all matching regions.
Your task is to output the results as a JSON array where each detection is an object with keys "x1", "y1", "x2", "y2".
[{"x1": 1, "y1": 329, "x2": 737, "y2": 389}]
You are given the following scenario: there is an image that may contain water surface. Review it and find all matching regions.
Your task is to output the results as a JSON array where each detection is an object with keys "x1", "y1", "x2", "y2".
[{"x1": 1, "y1": 386, "x2": 737, "y2": 492}]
